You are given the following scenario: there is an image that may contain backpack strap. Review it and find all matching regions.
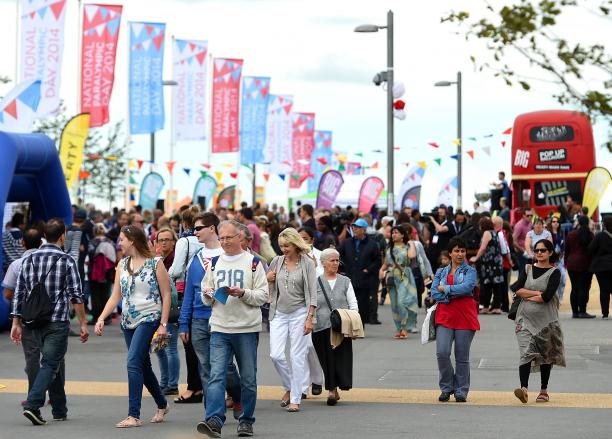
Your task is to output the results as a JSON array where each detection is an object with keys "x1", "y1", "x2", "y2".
[
  {"x1": 210, "y1": 255, "x2": 221, "y2": 271},
  {"x1": 251, "y1": 256, "x2": 260, "y2": 272}
]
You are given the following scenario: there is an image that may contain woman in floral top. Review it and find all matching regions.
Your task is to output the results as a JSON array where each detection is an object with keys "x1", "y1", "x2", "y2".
[{"x1": 95, "y1": 226, "x2": 172, "y2": 428}]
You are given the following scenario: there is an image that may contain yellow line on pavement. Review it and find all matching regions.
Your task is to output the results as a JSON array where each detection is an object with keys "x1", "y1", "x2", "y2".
[{"x1": 2, "y1": 379, "x2": 611, "y2": 409}]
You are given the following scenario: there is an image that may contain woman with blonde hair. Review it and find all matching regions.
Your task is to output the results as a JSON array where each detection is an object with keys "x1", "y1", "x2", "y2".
[
  {"x1": 267, "y1": 228, "x2": 317, "y2": 412},
  {"x1": 95, "y1": 226, "x2": 171, "y2": 427}
]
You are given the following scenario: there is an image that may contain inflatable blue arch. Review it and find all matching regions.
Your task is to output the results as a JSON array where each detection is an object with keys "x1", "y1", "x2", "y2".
[{"x1": 0, "y1": 132, "x2": 72, "y2": 270}]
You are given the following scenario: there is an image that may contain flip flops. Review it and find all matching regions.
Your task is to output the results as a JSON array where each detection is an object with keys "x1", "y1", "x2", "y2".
[
  {"x1": 116, "y1": 416, "x2": 143, "y2": 428},
  {"x1": 536, "y1": 392, "x2": 549, "y2": 403}
]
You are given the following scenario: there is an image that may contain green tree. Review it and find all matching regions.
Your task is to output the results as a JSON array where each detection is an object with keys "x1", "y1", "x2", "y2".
[{"x1": 442, "y1": 0, "x2": 611, "y2": 151}]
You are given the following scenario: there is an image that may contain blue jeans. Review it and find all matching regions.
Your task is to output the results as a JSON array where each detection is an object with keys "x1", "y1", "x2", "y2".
[
  {"x1": 436, "y1": 326, "x2": 475, "y2": 399},
  {"x1": 191, "y1": 319, "x2": 242, "y2": 407},
  {"x1": 123, "y1": 321, "x2": 167, "y2": 419},
  {"x1": 24, "y1": 321, "x2": 69, "y2": 418},
  {"x1": 156, "y1": 323, "x2": 180, "y2": 389},
  {"x1": 205, "y1": 332, "x2": 258, "y2": 427}
]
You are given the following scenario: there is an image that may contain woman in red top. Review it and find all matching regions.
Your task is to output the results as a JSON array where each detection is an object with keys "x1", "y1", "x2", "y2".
[{"x1": 431, "y1": 237, "x2": 479, "y2": 403}]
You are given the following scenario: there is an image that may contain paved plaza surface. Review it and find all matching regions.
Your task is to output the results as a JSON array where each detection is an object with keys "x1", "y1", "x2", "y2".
[{"x1": 1, "y1": 290, "x2": 611, "y2": 438}]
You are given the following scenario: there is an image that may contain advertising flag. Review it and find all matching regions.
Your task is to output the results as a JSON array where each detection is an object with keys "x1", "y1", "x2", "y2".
[
  {"x1": 582, "y1": 167, "x2": 612, "y2": 217},
  {"x1": 0, "y1": 80, "x2": 42, "y2": 132},
  {"x1": 173, "y1": 39, "x2": 208, "y2": 141},
  {"x1": 264, "y1": 94, "x2": 293, "y2": 175},
  {"x1": 401, "y1": 186, "x2": 422, "y2": 209},
  {"x1": 290, "y1": 113, "x2": 315, "y2": 189},
  {"x1": 396, "y1": 165, "x2": 426, "y2": 210},
  {"x1": 436, "y1": 176, "x2": 458, "y2": 207},
  {"x1": 139, "y1": 172, "x2": 165, "y2": 210},
  {"x1": 192, "y1": 175, "x2": 217, "y2": 209},
  {"x1": 240, "y1": 76, "x2": 271, "y2": 164},
  {"x1": 19, "y1": 0, "x2": 67, "y2": 116},
  {"x1": 217, "y1": 185, "x2": 236, "y2": 209},
  {"x1": 358, "y1": 176, "x2": 385, "y2": 214},
  {"x1": 129, "y1": 22, "x2": 166, "y2": 134},
  {"x1": 81, "y1": 4, "x2": 122, "y2": 127},
  {"x1": 308, "y1": 131, "x2": 332, "y2": 193},
  {"x1": 211, "y1": 58, "x2": 243, "y2": 152},
  {"x1": 316, "y1": 170, "x2": 344, "y2": 209},
  {"x1": 59, "y1": 113, "x2": 90, "y2": 191}
]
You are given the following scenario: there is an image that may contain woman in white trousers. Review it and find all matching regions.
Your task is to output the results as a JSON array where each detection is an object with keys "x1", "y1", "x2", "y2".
[{"x1": 267, "y1": 228, "x2": 317, "y2": 412}]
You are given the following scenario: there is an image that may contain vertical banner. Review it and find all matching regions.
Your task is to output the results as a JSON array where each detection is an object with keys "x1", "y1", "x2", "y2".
[
  {"x1": 316, "y1": 170, "x2": 344, "y2": 209},
  {"x1": 216, "y1": 185, "x2": 236, "y2": 209},
  {"x1": 436, "y1": 176, "x2": 458, "y2": 207},
  {"x1": 0, "y1": 80, "x2": 42, "y2": 132},
  {"x1": 192, "y1": 175, "x2": 217, "y2": 209},
  {"x1": 401, "y1": 186, "x2": 422, "y2": 209},
  {"x1": 308, "y1": 130, "x2": 332, "y2": 193},
  {"x1": 289, "y1": 112, "x2": 315, "y2": 189},
  {"x1": 240, "y1": 76, "x2": 271, "y2": 164},
  {"x1": 211, "y1": 58, "x2": 243, "y2": 152},
  {"x1": 129, "y1": 22, "x2": 166, "y2": 134},
  {"x1": 264, "y1": 94, "x2": 293, "y2": 175},
  {"x1": 358, "y1": 176, "x2": 385, "y2": 214},
  {"x1": 81, "y1": 4, "x2": 122, "y2": 128},
  {"x1": 582, "y1": 167, "x2": 612, "y2": 217},
  {"x1": 396, "y1": 165, "x2": 426, "y2": 210},
  {"x1": 173, "y1": 39, "x2": 208, "y2": 141},
  {"x1": 19, "y1": 0, "x2": 68, "y2": 116},
  {"x1": 59, "y1": 113, "x2": 91, "y2": 191},
  {"x1": 139, "y1": 172, "x2": 165, "y2": 210}
]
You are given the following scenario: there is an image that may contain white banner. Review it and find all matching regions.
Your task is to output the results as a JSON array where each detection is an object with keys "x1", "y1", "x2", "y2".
[
  {"x1": 264, "y1": 94, "x2": 293, "y2": 175},
  {"x1": 173, "y1": 39, "x2": 208, "y2": 141},
  {"x1": 436, "y1": 176, "x2": 458, "y2": 208},
  {"x1": 19, "y1": 0, "x2": 68, "y2": 116}
]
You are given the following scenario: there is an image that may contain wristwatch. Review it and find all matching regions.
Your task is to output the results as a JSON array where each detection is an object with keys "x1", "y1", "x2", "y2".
[{"x1": 160, "y1": 323, "x2": 168, "y2": 327}]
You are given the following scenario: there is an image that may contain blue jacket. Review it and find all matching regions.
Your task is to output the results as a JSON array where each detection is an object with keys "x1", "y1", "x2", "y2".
[
  {"x1": 178, "y1": 249, "x2": 211, "y2": 334},
  {"x1": 431, "y1": 262, "x2": 477, "y2": 304}
]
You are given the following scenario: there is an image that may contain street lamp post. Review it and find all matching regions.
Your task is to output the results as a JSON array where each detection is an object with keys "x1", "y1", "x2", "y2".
[
  {"x1": 355, "y1": 10, "x2": 394, "y2": 215},
  {"x1": 434, "y1": 71, "x2": 463, "y2": 209}
]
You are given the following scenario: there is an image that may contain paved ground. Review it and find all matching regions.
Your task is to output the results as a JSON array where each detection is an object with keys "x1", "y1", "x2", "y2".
[{"x1": 1, "y1": 284, "x2": 611, "y2": 438}]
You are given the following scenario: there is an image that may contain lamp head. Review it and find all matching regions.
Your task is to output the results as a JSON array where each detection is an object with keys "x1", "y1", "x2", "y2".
[
  {"x1": 434, "y1": 81, "x2": 453, "y2": 87},
  {"x1": 354, "y1": 24, "x2": 381, "y2": 32}
]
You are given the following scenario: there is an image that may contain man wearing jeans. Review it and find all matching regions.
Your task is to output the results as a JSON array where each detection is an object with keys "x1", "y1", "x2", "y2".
[
  {"x1": 10, "y1": 218, "x2": 89, "y2": 425},
  {"x1": 198, "y1": 220, "x2": 268, "y2": 438}
]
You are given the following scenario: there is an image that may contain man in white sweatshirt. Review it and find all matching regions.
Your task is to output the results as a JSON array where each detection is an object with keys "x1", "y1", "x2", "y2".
[{"x1": 197, "y1": 220, "x2": 268, "y2": 438}]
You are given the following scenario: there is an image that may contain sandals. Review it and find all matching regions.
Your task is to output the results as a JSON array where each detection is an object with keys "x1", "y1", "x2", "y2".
[
  {"x1": 150, "y1": 405, "x2": 170, "y2": 423},
  {"x1": 514, "y1": 387, "x2": 528, "y2": 404},
  {"x1": 280, "y1": 391, "x2": 290, "y2": 407},
  {"x1": 393, "y1": 332, "x2": 402, "y2": 339},
  {"x1": 116, "y1": 416, "x2": 143, "y2": 428},
  {"x1": 174, "y1": 392, "x2": 203, "y2": 404},
  {"x1": 536, "y1": 392, "x2": 549, "y2": 403},
  {"x1": 286, "y1": 404, "x2": 300, "y2": 412},
  {"x1": 399, "y1": 331, "x2": 408, "y2": 339}
]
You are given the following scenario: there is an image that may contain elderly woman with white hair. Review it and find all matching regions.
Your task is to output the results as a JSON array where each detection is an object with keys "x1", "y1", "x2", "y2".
[
  {"x1": 313, "y1": 248, "x2": 359, "y2": 406},
  {"x1": 267, "y1": 228, "x2": 317, "y2": 412}
]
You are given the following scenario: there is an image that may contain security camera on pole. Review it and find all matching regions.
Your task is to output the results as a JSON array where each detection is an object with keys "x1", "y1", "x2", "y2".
[{"x1": 355, "y1": 10, "x2": 396, "y2": 215}]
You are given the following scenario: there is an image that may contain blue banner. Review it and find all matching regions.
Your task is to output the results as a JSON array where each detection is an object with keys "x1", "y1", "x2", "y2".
[
  {"x1": 240, "y1": 76, "x2": 271, "y2": 164},
  {"x1": 139, "y1": 172, "x2": 165, "y2": 210},
  {"x1": 129, "y1": 22, "x2": 166, "y2": 134},
  {"x1": 192, "y1": 175, "x2": 217, "y2": 209},
  {"x1": 308, "y1": 131, "x2": 333, "y2": 193}
]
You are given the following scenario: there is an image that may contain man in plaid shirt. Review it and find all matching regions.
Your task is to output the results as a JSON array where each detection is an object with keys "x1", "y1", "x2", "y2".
[{"x1": 10, "y1": 218, "x2": 89, "y2": 426}]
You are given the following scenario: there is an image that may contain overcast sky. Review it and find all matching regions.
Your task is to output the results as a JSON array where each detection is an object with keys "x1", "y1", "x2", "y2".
[{"x1": 0, "y1": 0, "x2": 610, "y2": 212}]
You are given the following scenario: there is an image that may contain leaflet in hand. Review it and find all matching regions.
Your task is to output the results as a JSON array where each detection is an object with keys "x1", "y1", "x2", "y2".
[{"x1": 213, "y1": 287, "x2": 230, "y2": 305}]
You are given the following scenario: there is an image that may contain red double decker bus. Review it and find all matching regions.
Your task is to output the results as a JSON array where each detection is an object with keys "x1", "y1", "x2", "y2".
[{"x1": 511, "y1": 110, "x2": 596, "y2": 218}]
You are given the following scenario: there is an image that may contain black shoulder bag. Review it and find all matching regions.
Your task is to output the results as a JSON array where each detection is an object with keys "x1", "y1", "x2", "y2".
[{"x1": 317, "y1": 277, "x2": 342, "y2": 332}]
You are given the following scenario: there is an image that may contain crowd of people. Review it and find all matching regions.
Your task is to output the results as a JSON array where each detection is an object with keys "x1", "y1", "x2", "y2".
[{"x1": 2, "y1": 185, "x2": 611, "y2": 434}]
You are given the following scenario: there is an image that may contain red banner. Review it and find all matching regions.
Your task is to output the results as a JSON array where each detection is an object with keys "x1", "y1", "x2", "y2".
[
  {"x1": 289, "y1": 112, "x2": 315, "y2": 189},
  {"x1": 80, "y1": 4, "x2": 122, "y2": 127},
  {"x1": 211, "y1": 58, "x2": 243, "y2": 153},
  {"x1": 358, "y1": 176, "x2": 385, "y2": 213}
]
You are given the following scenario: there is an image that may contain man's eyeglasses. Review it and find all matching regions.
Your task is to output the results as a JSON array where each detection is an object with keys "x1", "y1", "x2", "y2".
[
  {"x1": 219, "y1": 233, "x2": 239, "y2": 242},
  {"x1": 534, "y1": 248, "x2": 548, "y2": 253}
]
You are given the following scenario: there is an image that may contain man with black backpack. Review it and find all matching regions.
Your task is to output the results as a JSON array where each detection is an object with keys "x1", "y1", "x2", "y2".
[{"x1": 10, "y1": 218, "x2": 89, "y2": 426}]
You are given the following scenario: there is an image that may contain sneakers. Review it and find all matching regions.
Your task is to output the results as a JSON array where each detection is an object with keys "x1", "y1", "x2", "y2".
[
  {"x1": 237, "y1": 422, "x2": 254, "y2": 437},
  {"x1": 197, "y1": 420, "x2": 222, "y2": 438},
  {"x1": 53, "y1": 415, "x2": 67, "y2": 421},
  {"x1": 438, "y1": 392, "x2": 452, "y2": 402},
  {"x1": 455, "y1": 395, "x2": 467, "y2": 403},
  {"x1": 23, "y1": 409, "x2": 46, "y2": 425},
  {"x1": 232, "y1": 402, "x2": 242, "y2": 420}
]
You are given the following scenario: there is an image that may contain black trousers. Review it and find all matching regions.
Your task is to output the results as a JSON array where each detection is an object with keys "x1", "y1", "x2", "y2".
[
  {"x1": 519, "y1": 362, "x2": 552, "y2": 389},
  {"x1": 480, "y1": 282, "x2": 504, "y2": 310},
  {"x1": 500, "y1": 268, "x2": 511, "y2": 312},
  {"x1": 568, "y1": 270, "x2": 593, "y2": 315},
  {"x1": 368, "y1": 282, "x2": 379, "y2": 322},
  {"x1": 312, "y1": 328, "x2": 353, "y2": 391},
  {"x1": 90, "y1": 281, "x2": 111, "y2": 323},
  {"x1": 182, "y1": 336, "x2": 203, "y2": 392},
  {"x1": 597, "y1": 271, "x2": 612, "y2": 317},
  {"x1": 354, "y1": 288, "x2": 370, "y2": 325},
  {"x1": 412, "y1": 269, "x2": 425, "y2": 308}
]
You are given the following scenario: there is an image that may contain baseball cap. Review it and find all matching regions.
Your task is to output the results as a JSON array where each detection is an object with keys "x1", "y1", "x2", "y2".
[
  {"x1": 74, "y1": 209, "x2": 87, "y2": 220},
  {"x1": 351, "y1": 218, "x2": 368, "y2": 228}
]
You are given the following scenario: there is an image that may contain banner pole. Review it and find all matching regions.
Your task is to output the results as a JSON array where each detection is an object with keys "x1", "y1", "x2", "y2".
[
  {"x1": 76, "y1": 0, "x2": 82, "y2": 113},
  {"x1": 169, "y1": 35, "x2": 176, "y2": 213}
]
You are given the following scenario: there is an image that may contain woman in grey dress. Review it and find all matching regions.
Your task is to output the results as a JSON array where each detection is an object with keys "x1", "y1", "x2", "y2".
[{"x1": 512, "y1": 238, "x2": 565, "y2": 404}]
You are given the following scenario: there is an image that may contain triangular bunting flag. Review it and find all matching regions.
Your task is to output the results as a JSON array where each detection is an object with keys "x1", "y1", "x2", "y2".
[
  {"x1": 200, "y1": 170, "x2": 208, "y2": 178},
  {"x1": 371, "y1": 162, "x2": 379, "y2": 169},
  {"x1": 467, "y1": 150, "x2": 474, "y2": 159},
  {"x1": 503, "y1": 127, "x2": 512, "y2": 135},
  {"x1": 418, "y1": 161, "x2": 427, "y2": 169},
  {"x1": 452, "y1": 139, "x2": 461, "y2": 146},
  {"x1": 434, "y1": 158, "x2": 442, "y2": 166},
  {"x1": 137, "y1": 159, "x2": 144, "y2": 169},
  {"x1": 215, "y1": 171, "x2": 223, "y2": 182},
  {"x1": 292, "y1": 173, "x2": 300, "y2": 181},
  {"x1": 279, "y1": 174, "x2": 286, "y2": 181},
  {"x1": 166, "y1": 161, "x2": 176, "y2": 174},
  {"x1": 428, "y1": 142, "x2": 440, "y2": 148},
  {"x1": 4, "y1": 100, "x2": 18, "y2": 119},
  {"x1": 50, "y1": 0, "x2": 66, "y2": 20},
  {"x1": 482, "y1": 146, "x2": 491, "y2": 156},
  {"x1": 201, "y1": 163, "x2": 211, "y2": 170},
  {"x1": 129, "y1": 175, "x2": 137, "y2": 184},
  {"x1": 183, "y1": 168, "x2": 191, "y2": 176},
  {"x1": 501, "y1": 141, "x2": 506, "y2": 147},
  {"x1": 263, "y1": 172, "x2": 270, "y2": 182},
  {"x1": 450, "y1": 154, "x2": 459, "y2": 160},
  {"x1": 230, "y1": 172, "x2": 238, "y2": 179}
]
